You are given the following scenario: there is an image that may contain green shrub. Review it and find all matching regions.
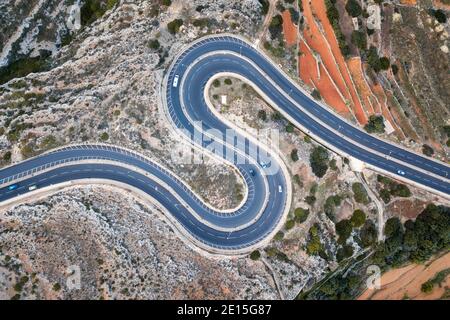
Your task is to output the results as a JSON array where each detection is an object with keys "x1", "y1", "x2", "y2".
[
  {"x1": 100, "y1": 132, "x2": 109, "y2": 141},
  {"x1": 351, "y1": 209, "x2": 366, "y2": 228},
  {"x1": 271, "y1": 111, "x2": 283, "y2": 121},
  {"x1": 258, "y1": 0, "x2": 270, "y2": 15},
  {"x1": 291, "y1": 148, "x2": 299, "y2": 161},
  {"x1": 345, "y1": 0, "x2": 362, "y2": 17},
  {"x1": 311, "y1": 89, "x2": 321, "y2": 100},
  {"x1": 294, "y1": 207, "x2": 309, "y2": 223},
  {"x1": 379, "y1": 188, "x2": 391, "y2": 203},
  {"x1": 391, "y1": 64, "x2": 399, "y2": 75},
  {"x1": 167, "y1": 19, "x2": 183, "y2": 34},
  {"x1": 274, "y1": 231, "x2": 285, "y2": 241},
  {"x1": 329, "y1": 159, "x2": 338, "y2": 170},
  {"x1": 40, "y1": 135, "x2": 59, "y2": 150},
  {"x1": 324, "y1": 195, "x2": 343, "y2": 221},
  {"x1": 337, "y1": 244, "x2": 354, "y2": 261},
  {"x1": 304, "y1": 135, "x2": 312, "y2": 143},
  {"x1": 148, "y1": 39, "x2": 160, "y2": 50},
  {"x1": 305, "y1": 195, "x2": 316, "y2": 206},
  {"x1": 285, "y1": 123, "x2": 295, "y2": 133},
  {"x1": 335, "y1": 219, "x2": 353, "y2": 244},
  {"x1": 250, "y1": 250, "x2": 261, "y2": 260},
  {"x1": 258, "y1": 110, "x2": 267, "y2": 121},
  {"x1": 422, "y1": 144, "x2": 434, "y2": 157},
  {"x1": 351, "y1": 30, "x2": 367, "y2": 50},
  {"x1": 379, "y1": 57, "x2": 390, "y2": 70},
  {"x1": 306, "y1": 224, "x2": 324, "y2": 255},
  {"x1": 421, "y1": 281, "x2": 434, "y2": 293},
  {"x1": 352, "y1": 182, "x2": 370, "y2": 204},
  {"x1": 285, "y1": 219, "x2": 296, "y2": 230},
  {"x1": 293, "y1": 174, "x2": 303, "y2": 187},
  {"x1": 3, "y1": 151, "x2": 12, "y2": 162}
]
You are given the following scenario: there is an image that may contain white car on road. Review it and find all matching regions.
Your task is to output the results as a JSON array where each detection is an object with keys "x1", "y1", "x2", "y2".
[
  {"x1": 397, "y1": 170, "x2": 405, "y2": 176},
  {"x1": 172, "y1": 75, "x2": 179, "y2": 88}
]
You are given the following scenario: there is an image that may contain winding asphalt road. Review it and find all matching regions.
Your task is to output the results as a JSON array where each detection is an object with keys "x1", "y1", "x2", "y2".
[{"x1": 0, "y1": 35, "x2": 449, "y2": 253}]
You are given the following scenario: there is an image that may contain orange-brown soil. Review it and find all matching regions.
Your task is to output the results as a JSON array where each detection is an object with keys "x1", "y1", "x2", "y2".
[
  {"x1": 400, "y1": 0, "x2": 417, "y2": 5},
  {"x1": 358, "y1": 252, "x2": 450, "y2": 300},
  {"x1": 299, "y1": 40, "x2": 349, "y2": 115},
  {"x1": 282, "y1": 10, "x2": 297, "y2": 46}
]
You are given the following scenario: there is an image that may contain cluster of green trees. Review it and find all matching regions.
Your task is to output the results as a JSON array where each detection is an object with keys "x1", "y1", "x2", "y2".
[
  {"x1": 335, "y1": 219, "x2": 353, "y2": 244},
  {"x1": 377, "y1": 175, "x2": 411, "y2": 203},
  {"x1": 258, "y1": 0, "x2": 270, "y2": 15},
  {"x1": 309, "y1": 146, "x2": 329, "y2": 178},
  {"x1": 0, "y1": 54, "x2": 50, "y2": 85},
  {"x1": 364, "y1": 115, "x2": 385, "y2": 134},
  {"x1": 80, "y1": 0, "x2": 118, "y2": 26},
  {"x1": 287, "y1": 196, "x2": 309, "y2": 230},
  {"x1": 367, "y1": 46, "x2": 390, "y2": 72},
  {"x1": 300, "y1": 204, "x2": 449, "y2": 299},
  {"x1": 421, "y1": 268, "x2": 450, "y2": 293},
  {"x1": 334, "y1": 209, "x2": 366, "y2": 248},
  {"x1": 374, "y1": 204, "x2": 449, "y2": 269},
  {"x1": 325, "y1": 0, "x2": 350, "y2": 57},
  {"x1": 269, "y1": 14, "x2": 284, "y2": 39},
  {"x1": 351, "y1": 30, "x2": 367, "y2": 51}
]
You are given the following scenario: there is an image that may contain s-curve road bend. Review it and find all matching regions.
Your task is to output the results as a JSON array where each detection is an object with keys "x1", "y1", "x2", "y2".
[{"x1": 0, "y1": 35, "x2": 449, "y2": 254}]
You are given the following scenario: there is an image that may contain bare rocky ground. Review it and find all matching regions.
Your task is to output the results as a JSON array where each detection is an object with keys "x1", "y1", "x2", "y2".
[
  {"x1": 0, "y1": 0, "x2": 449, "y2": 300},
  {"x1": 0, "y1": 0, "x2": 265, "y2": 210},
  {"x1": 0, "y1": 186, "x2": 277, "y2": 299},
  {"x1": 385, "y1": 2, "x2": 450, "y2": 155}
]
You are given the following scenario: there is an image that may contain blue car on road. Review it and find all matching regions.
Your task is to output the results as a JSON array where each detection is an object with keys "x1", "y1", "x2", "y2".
[{"x1": 7, "y1": 184, "x2": 18, "y2": 191}]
